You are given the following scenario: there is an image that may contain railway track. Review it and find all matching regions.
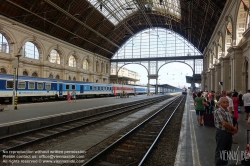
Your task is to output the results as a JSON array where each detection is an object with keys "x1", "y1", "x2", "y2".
[
  {"x1": 0, "y1": 95, "x2": 175, "y2": 156},
  {"x1": 82, "y1": 96, "x2": 185, "y2": 166}
]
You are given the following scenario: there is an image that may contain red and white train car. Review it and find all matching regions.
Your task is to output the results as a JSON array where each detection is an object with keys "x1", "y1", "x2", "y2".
[{"x1": 112, "y1": 84, "x2": 135, "y2": 95}]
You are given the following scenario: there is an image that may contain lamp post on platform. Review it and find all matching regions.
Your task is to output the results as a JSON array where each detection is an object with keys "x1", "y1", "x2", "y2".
[{"x1": 14, "y1": 54, "x2": 22, "y2": 110}]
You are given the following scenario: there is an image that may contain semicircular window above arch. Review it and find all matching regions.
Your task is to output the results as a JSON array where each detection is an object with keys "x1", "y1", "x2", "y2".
[
  {"x1": 23, "y1": 42, "x2": 39, "y2": 59},
  {"x1": 49, "y1": 73, "x2": 53, "y2": 78},
  {"x1": 23, "y1": 71, "x2": 28, "y2": 76},
  {"x1": 0, "y1": 68, "x2": 6, "y2": 74},
  {"x1": 49, "y1": 49, "x2": 60, "y2": 64},
  {"x1": 0, "y1": 33, "x2": 9, "y2": 53},
  {"x1": 69, "y1": 55, "x2": 76, "y2": 67},
  {"x1": 112, "y1": 28, "x2": 201, "y2": 59},
  {"x1": 73, "y1": 77, "x2": 76, "y2": 81},
  {"x1": 55, "y1": 75, "x2": 60, "y2": 79},
  {"x1": 32, "y1": 72, "x2": 38, "y2": 77}
]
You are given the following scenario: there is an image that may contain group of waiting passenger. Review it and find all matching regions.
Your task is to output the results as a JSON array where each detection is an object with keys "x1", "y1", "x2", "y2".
[{"x1": 192, "y1": 89, "x2": 250, "y2": 166}]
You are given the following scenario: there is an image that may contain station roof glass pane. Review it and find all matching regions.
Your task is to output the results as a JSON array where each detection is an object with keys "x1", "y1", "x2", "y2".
[{"x1": 87, "y1": 0, "x2": 181, "y2": 25}]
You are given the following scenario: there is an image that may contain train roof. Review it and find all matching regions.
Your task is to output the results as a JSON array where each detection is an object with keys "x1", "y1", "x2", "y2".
[
  {"x1": 57, "y1": 80, "x2": 111, "y2": 86},
  {"x1": 0, "y1": 73, "x2": 57, "y2": 82}
]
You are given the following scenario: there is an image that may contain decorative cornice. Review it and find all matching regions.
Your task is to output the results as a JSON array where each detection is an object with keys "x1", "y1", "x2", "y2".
[
  {"x1": 214, "y1": 63, "x2": 221, "y2": 67},
  {"x1": 227, "y1": 46, "x2": 242, "y2": 54}
]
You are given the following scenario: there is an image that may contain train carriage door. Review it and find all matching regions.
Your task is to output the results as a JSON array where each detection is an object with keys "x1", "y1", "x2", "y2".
[
  {"x1": 80, "y1": 85, "x2": 84, "y2": 93},
  {"x1": 113, "y1": 86, "x2": 116, "y2": 95},
  {"x1": 59, "y1": 83, "x2": 63, "y2": 96}
]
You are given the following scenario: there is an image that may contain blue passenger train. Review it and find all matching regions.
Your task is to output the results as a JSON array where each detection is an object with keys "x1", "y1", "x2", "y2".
[{"x1": 0, "y1": 73, "x2": 155, "y2": 102}]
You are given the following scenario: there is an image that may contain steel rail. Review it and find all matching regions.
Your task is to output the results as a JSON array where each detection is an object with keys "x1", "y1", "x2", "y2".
[
  {"x1": 82, "y1": 95, "x2": 183, "y2": 166},
  {"x1": 138, "y1": 96, "x2": 185, "y2": 165},
  {"x1": 0, "y1": 95, "x2": 170, "y2": 155}
]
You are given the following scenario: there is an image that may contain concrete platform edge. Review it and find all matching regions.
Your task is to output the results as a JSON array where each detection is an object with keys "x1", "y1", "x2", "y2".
[{"x1": 0, "y1": 95, "x2": 173, "y2": 137}]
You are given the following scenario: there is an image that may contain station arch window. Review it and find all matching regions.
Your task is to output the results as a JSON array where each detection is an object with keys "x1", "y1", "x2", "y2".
[
  {"x1": 23, "y1": 42, "x2": 39, "y2": 60},
  {"x1": 32, "y1": 72, "x2": 38, "y2": 77},
  {"x1": 73, "y1": 77, "x2": 76, "y2": 81},
  {"x1": 49, "y1": 73, "x2": 53, "y2": 78},
  {"x1": 69, "y1": 76, "x2": 71, "y2": 80},
  {"x1": 86, "y1": 79, "x2": 89, "y2": 82},
  {"x1": 0, "y1": 68, "x2": 6, "y2": 74},
  {"x1": 83, "y1": 60, "x2": 89, "y2": 70},
  {"x1": 23, "y1": 71, "x2": 28, "y2": 76},
  {"x1": 69, "y1": 55, "x2": 76, "y2": 67},
  {"x1": 49, "y1": 49, "x2": 60, "y2": 64},
  {"x1": 0, "y1": 33, "x2": 9, "y2": 53},
  {"x1": 55, "y1": 75, "x2": 60, "y2": 79},
  {"x1": 83, "y1": 78, "x2": 85, "y2": 81}
]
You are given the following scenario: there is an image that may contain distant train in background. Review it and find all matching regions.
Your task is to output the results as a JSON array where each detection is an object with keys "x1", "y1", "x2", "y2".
[
  {"x1": 182, "y1": 88, "x2": 187, "y2": 95},
  {"x1": 0, "y1": 74, "x2": 155, "y2": 103}
]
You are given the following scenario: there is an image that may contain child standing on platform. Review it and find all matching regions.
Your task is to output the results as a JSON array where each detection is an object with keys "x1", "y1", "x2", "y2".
[
  {"x1": 67, "y1": 91, "x2": 71, "y2": 103},
  {"x1": 71, "y1": 90, "x2": 76, "y2": 102}
]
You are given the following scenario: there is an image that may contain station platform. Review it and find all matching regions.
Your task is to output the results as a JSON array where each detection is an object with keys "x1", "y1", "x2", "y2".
[
  {"x1": 0, "y1": 94, "x2": 174, "y2": 125},
  {"x1": 175, "y1": 94, "x2": 249, "y2": 166}
]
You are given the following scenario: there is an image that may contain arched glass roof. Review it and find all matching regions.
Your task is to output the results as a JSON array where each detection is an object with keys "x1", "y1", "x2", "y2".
[
  {"x1": 112, "y1": 27, "x2": 201, "y2": 59},
  {"x1": 87, "y1": 0, "x2": 181, "y2": 25}
]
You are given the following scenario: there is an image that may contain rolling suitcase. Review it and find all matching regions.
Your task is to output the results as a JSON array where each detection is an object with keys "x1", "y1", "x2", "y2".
[
  {"x1": 203, "y1": 112, "x2": 215, "y2": 127},
  {"x1": 203, "y1": 105, "x2": 215, "y2": 127}
]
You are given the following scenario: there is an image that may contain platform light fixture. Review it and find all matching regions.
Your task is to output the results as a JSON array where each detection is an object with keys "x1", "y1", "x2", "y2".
[{"x1": 14, "y1": 54, "x2": 22, "y2": 110}]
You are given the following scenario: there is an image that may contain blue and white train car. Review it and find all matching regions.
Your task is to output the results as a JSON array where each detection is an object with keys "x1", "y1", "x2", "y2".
[
  {"x1": 56, "y1": 80, "x2": 113, "y2": 98},
  {"x1": 0, "y1": 73, "x2": 58, "y2": 102},
  {"x1": 134, "y1": 86, "x2": 155, "y2": 94},
  {"x1": 134, "y1": 86, "x2": 146, "y2": 94}
]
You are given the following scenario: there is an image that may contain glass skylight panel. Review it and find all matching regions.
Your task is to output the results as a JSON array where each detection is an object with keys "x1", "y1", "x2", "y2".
[
  {"x1": 87, "y1": 0, "x2": 138, "y2": 25},
  {"x1": 152, "y1": 0, "x2": 181, "y2": 19}
]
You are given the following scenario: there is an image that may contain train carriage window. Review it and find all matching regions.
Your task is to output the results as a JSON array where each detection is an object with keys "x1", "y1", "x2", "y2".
[
  {"x1": 90, "y1": 86, "x2": 92, "y2": 90},
  {"x1": 72, "y1": 85, "x2": 75, "y2": 90},
  {"x1": 94, "y1": 86, "x2": 96, "y2": 91},
  {"x1": 6, "y1": 81, "x2": 13, "y2": 89},
  {"x1": 28, "y1": 82, "x2": 35, "y2": 89},
  {"x1": 37, "y1": 82, "x2": 44, "y2": 90},
  {"x1": 66, "y1": 85, "x2": 70, "y2": 90},
  {"x1": 104, "y1": 87, "x2": 106, "y2": 91},
  {"x1": 46, "y1": 83, "x2": 51, "y2": 90},
  {"x1": 98, "y1": 87, "x2": 100, "y2": 90},
  {"x1": 18, "y1": 82, "x2": 26, "y2": 89}
]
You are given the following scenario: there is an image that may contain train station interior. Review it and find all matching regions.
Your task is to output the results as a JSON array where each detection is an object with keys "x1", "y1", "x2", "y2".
[{"x1": 0, "y1": 0, "x2": 249, "y2": 166}]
